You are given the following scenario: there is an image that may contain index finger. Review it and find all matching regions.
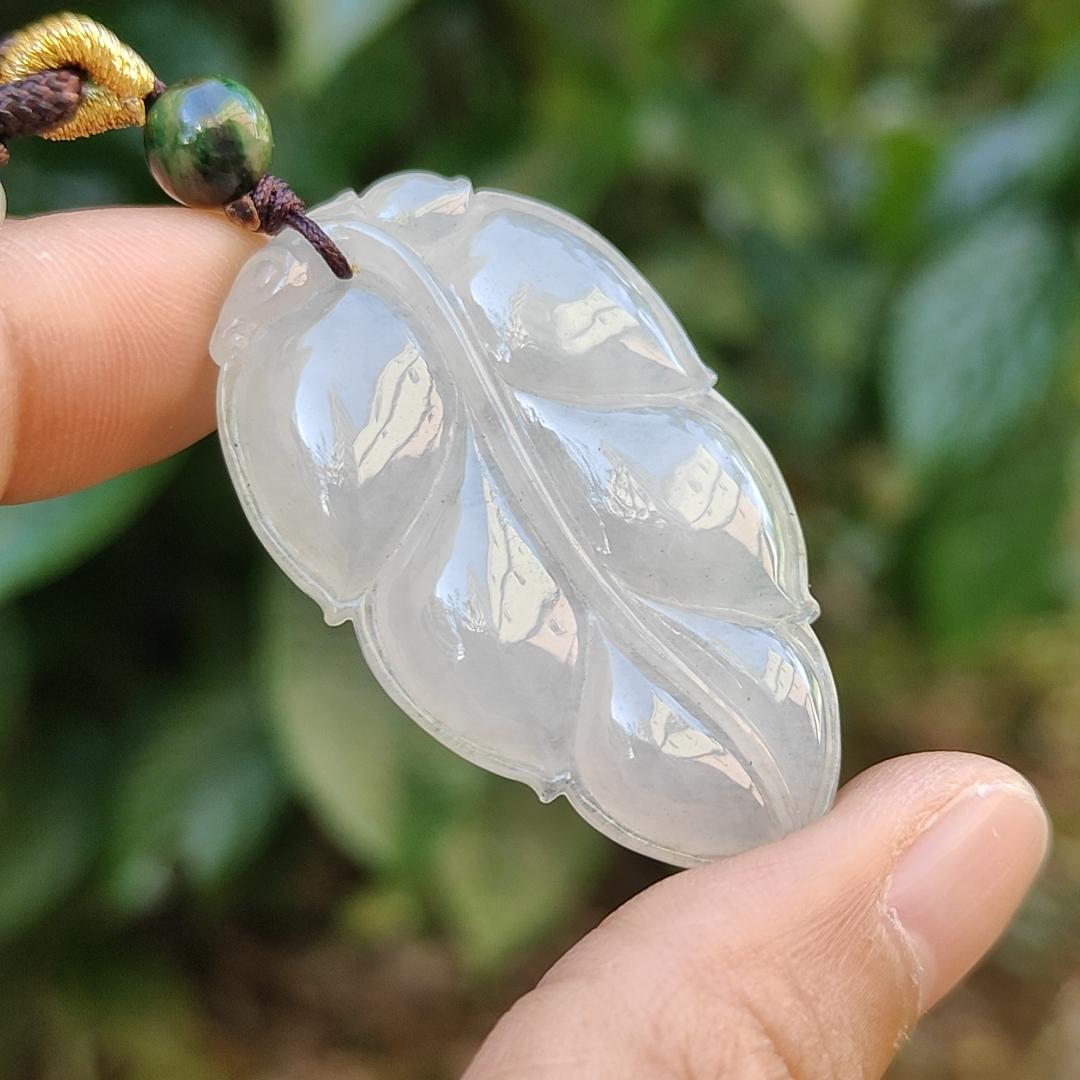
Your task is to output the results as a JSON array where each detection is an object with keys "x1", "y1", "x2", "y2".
[{"x1": 0, "y1": 207, "x2": 261, "y2": 503}]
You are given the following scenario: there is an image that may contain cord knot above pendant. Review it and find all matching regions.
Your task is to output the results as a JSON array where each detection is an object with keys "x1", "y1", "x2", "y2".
[{"x1": 0, "y1": 12, "x2": 352, "y2": 277}]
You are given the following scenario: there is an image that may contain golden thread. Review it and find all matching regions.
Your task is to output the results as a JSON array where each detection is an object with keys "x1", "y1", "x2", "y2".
[{"x1": 0, "y1": 12, "x2": 156, "y2": 140}]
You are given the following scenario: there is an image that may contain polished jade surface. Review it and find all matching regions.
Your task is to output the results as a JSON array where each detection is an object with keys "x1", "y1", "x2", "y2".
[
  {"x1": 144, "y1": 77, "x2": 272, "y2": 208},
  {"x1": 210, "y1": 172, "x2": 841, "y2": 866}
]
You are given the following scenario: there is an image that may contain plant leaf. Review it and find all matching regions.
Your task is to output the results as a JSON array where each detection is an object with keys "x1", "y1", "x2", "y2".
[
  {"x1": 884, "y1": 207, "x2": 1075, "y2": 474},
  {"x1": 432, "y1": 780, "x2": 605, "y2": 975},
  {"x1": 277, "y1": 0, "x2": 417, "y2": 91},
  {"x1": 0, "y1": 730, "x2": 108, "y2": 941},
  {"x1": 212, "y1": 172, "x2": 840, "y2": 866},
  {"x1": 915, "y1": 423, "x2": 1070, "y2": 649},
  {"x1": 0, "y1": 461, "x2": 176, "y2": 604},
  {"x1": 261, "y1": 570, "x2": 481, "y2": 872},
  {"x1": 637, "y1": 238, "x2": 758, "y2": 344},
  {"x1": 932, "y1": 60, "x2": 1080, "y2": 221},
  {"x1": 260, "y1": 570, "x2": 410, "y2": 867},
  {"x1": 49, "y1": 954, "x2": 225, "y2": 1080},
  {"x1": 104, "y1": 683, "x2": 286, "y2": 914},
  {"x1": 0, "y1": 607, "x2": 29, "y2": 750},
  {"x1": 776, "y1": 0, "x2": 864, "y2": 49}
]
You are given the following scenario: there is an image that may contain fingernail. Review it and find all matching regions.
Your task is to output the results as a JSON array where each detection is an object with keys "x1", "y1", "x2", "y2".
[{"x1": 887, "y1": 781, "x2": 1049, "y2": 1012}]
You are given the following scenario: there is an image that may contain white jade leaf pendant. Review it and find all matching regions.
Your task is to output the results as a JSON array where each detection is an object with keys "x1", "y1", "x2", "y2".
[{"x1": 210, "y1": 172, "x2": 840, "y2": 867}]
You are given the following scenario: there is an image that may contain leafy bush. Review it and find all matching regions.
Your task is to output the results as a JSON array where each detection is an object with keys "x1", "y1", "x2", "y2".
[{"x1": 1, "y1": 1, "x2": 1078, "y2": 1076}]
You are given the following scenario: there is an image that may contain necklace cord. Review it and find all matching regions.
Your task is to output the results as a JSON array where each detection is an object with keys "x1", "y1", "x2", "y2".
[
  {"x1": 0, "y1": 17, "x2": 353, "y2": 279},
  {"x1": 0, "y1": 69, "x2": 84, "y2": 163}
]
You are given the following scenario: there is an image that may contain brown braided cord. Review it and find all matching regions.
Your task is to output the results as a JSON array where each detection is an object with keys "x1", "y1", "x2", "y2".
[
  {"x1": 0, "y1": 17, "x2": 353, "y2": 279},
  {"x1": 226, "y1": 174, "x2": 353, "y2": 280},
  {"x1": 0, "y1": 14, "x2": 155, "y2": 139},
  {"x1": 0, "y1": 68, "x2": 82, "y2": 164}
]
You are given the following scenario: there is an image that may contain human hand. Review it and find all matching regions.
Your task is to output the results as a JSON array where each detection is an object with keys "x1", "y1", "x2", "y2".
[
  {"x1": 0, "y1": 209, "x2": 1050, "y2": 1080},
  {"x1": 465, "y1": 752, "x2": 1046, "y2": 1079}
]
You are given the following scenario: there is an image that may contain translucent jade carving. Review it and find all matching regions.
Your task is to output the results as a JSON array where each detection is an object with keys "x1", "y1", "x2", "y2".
[{"x1": 211, "y1": 172, "x2": 840, "y2": 866}]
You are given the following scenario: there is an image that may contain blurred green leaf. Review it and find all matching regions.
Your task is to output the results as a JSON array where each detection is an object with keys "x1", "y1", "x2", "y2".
[
  {"x1": 338, "y1": 882, "x2": 425, "y2": 945},
  {"x1": 432, "y1": 783, "x2": 606, "y2": 975},
  {"x1": 699, "y1": 102, "x2": 822, "y2": 245},
  {"x1": 915, "y1": 424, "x2": 1069, "y2": 648},
  {"x1": 486, "y1": 66, "x2": 631, "y2": 218},
  {"x1": 277, "y1": 0, "x2": 417, "y2": 92},
  {"x1": 49, "y1": 953, "x2": 225, "y2": 1080},
  {"x1": 802, "y1": 261, "x2": 888, "y2": 373},
  {"x1": 777, "y1": 0, "x2": 864, "y2": 49},
  {"x1": 105, "y1": 684, "x2": 285, "y2": 914},
  {"x1": 865, "y1": 126, "x2": 939, "y2": 258},
  {"x1": 0, "y1": 607, "x2": 29, "y2": 749},
  {"x1": 269, "y1": 25, "x2": 423, "y2": 194},
  {"x1": 933, "y1": 60, "x2": 1080, "y2": 221},
  {"x1": 260, "y1": 572, "x2": 410, "y2": 867},
  {"x1": 116, "y1": 5, "x2": 253, "y2": 86},
  {"x1": 884, "y1": 207, "x2": 1075, "y2": 473},
  {"x1": 261, "y1": 573, "x2": 483, "y2": 876},
  {"x1": 638, "y1": 238, "x2": 758, "y2": 344},
  {"x1": 0, "y1": 461, "x2": 176, "y2": 604},
  {"x1": 1, "y1": 153, "x2": 138, "y2": 216},
  {"x1": 0, "y1": 972, "x2": 37, "y2": 1070},
  {"x1": 261, "y1": 578, "x2": 604, "y2": 970},
  {"x1": 0, "y1": 731, "x2": 107, "y2": 942},
  {"x1": 0, "y1": 0, "x2": 1078, "y2": 1065}
]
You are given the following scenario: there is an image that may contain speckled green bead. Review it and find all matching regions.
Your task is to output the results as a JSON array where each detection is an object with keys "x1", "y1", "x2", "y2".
[{"x1": 144, "y1": 77, "x2": 273, "y2": 208}]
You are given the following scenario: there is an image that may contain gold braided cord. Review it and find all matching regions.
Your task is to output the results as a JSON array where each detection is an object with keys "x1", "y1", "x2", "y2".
[{"x1": 0, "y1": 12, "x2": 156, "y2": 140}]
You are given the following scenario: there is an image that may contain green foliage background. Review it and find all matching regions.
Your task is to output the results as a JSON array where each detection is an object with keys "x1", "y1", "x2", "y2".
[{"x1": 1, "y1": 0, "x2": 1079, "y2": 1076}]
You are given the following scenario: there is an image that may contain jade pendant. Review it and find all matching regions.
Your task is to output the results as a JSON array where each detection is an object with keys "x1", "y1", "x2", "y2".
[{"x1": 210, "y1": 172, "x2": 841, "y2": 867}]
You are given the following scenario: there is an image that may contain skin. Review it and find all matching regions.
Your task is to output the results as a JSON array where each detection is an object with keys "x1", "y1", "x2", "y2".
[{"x1": 0, "y1": 207, "x2": 1052, "y2": 1080}]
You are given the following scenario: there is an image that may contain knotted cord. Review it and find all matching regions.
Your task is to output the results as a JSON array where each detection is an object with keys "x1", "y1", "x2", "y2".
[
  {"x1": 224, "y1": 175, "x2": 353, "y2": 281},
  {"x1": 0, "y1": 13, "x2": 352, "y2": 278}
]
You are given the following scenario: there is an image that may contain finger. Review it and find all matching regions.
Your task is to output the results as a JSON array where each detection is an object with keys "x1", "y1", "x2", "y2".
[
  {"x1": 0, "y1": 207, "x2": 262, "y2": 503},
  {"x1": 466, "y1": 753, "x2": 1049, "y2": 1080}
]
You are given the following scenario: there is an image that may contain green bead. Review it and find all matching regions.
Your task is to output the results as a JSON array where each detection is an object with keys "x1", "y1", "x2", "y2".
[{"x1": 144, "y1": 77, "x2": 273, "y2": 208}]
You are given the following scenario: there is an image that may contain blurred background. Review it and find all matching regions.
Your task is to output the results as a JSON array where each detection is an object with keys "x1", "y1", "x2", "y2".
[{"x1": 1, "y1": 0, "x2": 1079, "y2": 1076}]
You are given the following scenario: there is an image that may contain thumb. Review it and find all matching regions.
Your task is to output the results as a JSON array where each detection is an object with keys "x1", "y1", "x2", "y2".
[{"x1": 465, "y1": 752, "x2": 1049, "y2": 1080}]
